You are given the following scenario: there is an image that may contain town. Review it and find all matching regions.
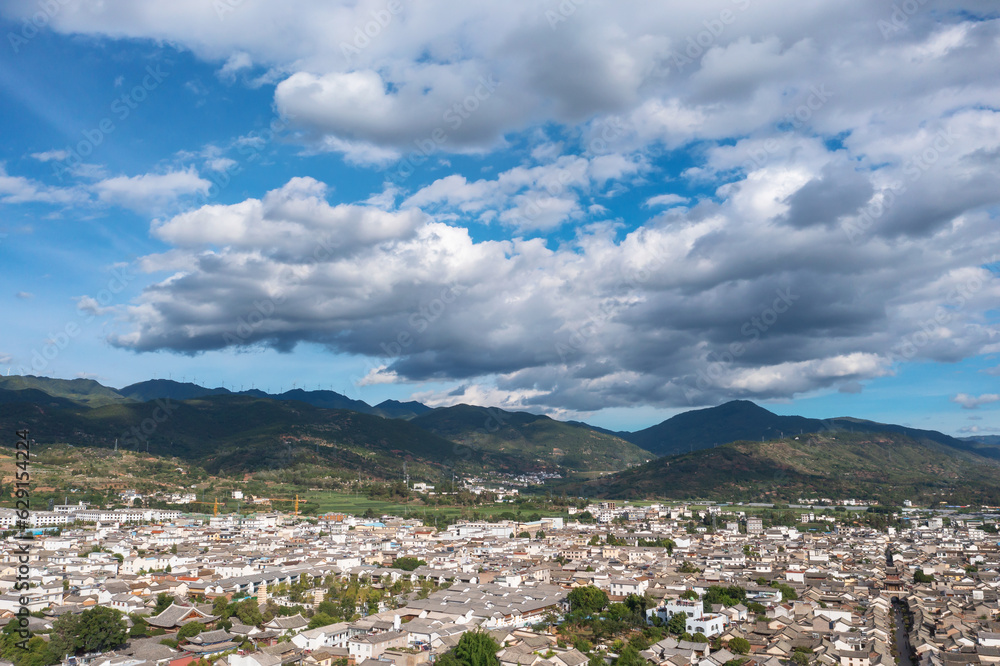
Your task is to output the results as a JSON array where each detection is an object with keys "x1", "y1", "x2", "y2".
[{"x1": 2, "y1": 498, "x2": 995, "y2": 666}]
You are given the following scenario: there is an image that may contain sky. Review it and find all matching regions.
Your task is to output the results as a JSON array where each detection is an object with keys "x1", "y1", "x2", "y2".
[{"x1": 0, "y1": 0, "x2": 999, "y2": 436}]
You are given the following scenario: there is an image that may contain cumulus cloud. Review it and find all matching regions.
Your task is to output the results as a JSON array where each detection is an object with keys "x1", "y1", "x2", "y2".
[
  {"x1": 8, "y1": 0, "x2": 1000, "y2": 413},
  {"x1": 0, "y1": 164, "x2": 85, "y2": 205},
  {"x1": 953, "y1": 393, "x2": 1000, "y2": 410},
  {"x1": 94, "y1": 167, "x2": 212, "y2": 212},
  {"x1": 10, "y1": 0, "x2": 997, "y2": 166},
  {"x1": 110, "y1": 174, "x2": 1000, "y2": 412},
  {"x1": 644, "y1": 194, "x2": 688, "y2": 208}
]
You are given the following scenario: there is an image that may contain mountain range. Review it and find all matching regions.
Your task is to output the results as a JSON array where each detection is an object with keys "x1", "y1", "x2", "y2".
[{"x1": 1, "y1": 374, "x2": 998, "y2": 502}]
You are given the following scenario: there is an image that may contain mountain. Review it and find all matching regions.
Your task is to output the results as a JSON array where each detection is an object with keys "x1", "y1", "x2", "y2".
[
  {"x1": 410, "y1": 404, "x2": 651, "y2": 473},
  {"x1": 961, "y1": 435, "x2": 1000, "y2": 447},
  {"x1": 373, "y1": 399, "x2": 433, "y2": 420},
  {"x1": 567, "y1": 429, "x2": 1000, "y2": 505},
  {"x1": 120, "y1": 379, "x2": 232, "y2": 402},
  {"x1": 119, "y1": 379, "x2": 396, "y2": 416},
  {"x1": 624, "y1": 399, "x2": 990, "y2": 460},
  {"x1": 268, "y1": 388, "x2": 373, "y2": 413},
  {"x1": 0, "y1": 387, "x2": 81, "y2": 410},
  {"x1": 0, "y1": 393, "x2": 471, "y2": 479},
  {"x1": 0, "y1": 375, "x2": 130, "y2": 408}
]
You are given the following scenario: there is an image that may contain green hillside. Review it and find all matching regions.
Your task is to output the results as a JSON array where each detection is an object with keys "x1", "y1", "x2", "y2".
[
  {"x1": 623, "y1": 399, "x2": 992, "y2": 461},
  {"x1": 0, "y1": 393, "x2": 472, "y2": 481},
  {"x1": 567, "y1": 430, "x2": 1000, "y2": 505},
  {"x1": 0, "y1": 375, "x2": 130, "y2": 408},
  {"x1": 410, "y1": 404, "x2": 652, "y2": 473}
]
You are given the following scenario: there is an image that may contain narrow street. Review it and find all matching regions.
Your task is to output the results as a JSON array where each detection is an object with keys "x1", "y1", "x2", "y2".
[{"x1": 893, "y1": 599, "x2": 916, "y2": 666}]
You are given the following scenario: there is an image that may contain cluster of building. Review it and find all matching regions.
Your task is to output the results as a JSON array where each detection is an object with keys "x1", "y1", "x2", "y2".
[{"x1": 1, "y1": 503, "x2": 998, "y2": 666}]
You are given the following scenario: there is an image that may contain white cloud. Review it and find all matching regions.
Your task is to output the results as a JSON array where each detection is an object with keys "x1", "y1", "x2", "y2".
[
  {"x1": 30, "y1": 150, "x2": 69, "y2": 162},
  {"x1": 94, "y1": 167, "x2": 212, "y2": 212},
  {"x1": 0, "y1": 163, "x2": 84, "y2": 205},
  {"x1": 219, "y1": 51, "x2": 253, "y2": 79},
  {"x1": 110, "y1": 174, "x2": 1000, "y2": 412},
  {"x1": 952, "y1": 393, "x2": 1000, "y2": 410},
  {"x1": 644, "y1": 193, "x2": 688, "y2": 208},
  {"x1": 205, "y1": 157, "x2": 237, "y2": 172}
]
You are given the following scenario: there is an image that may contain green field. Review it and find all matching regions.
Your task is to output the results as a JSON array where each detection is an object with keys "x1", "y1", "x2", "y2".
[{"x1": 303, "y1": 491, "x2": 571, "y2": 522}]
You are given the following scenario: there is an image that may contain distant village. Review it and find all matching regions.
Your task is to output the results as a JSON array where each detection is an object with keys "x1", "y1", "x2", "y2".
[{"x1": 2, "y1": 497, "x2": 998, "y2": 666}]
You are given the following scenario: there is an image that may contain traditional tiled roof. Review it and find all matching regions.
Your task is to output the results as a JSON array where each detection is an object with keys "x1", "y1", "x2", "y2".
[{"x1": 146, "y1": 603, "x2": 219, "y2": 628}]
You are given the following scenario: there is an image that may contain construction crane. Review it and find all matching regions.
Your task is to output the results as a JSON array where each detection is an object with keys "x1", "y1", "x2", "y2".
[
  {"x1": 187, "y1": 499, "x2": 222, "y2": 516},
  {"x1": 256, "y1": 495, "x2": 307, "y2": 516}
]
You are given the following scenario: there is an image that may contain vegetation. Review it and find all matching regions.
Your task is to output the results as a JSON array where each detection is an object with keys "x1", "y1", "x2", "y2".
[
  {"x1": 436, "y1": 630, "x2": 501, "y2": 666},
  {"x1": 392, "y1": 557, "x2": 426, "y2": 571},
  {"x1": 410, "y1": 403, "x2": 650, "y2": 472},
  {"x1": 561, "y1": 430, "x2": 1000, "y2": 504},
  {"x1": 728, "y1": 637, "x2": 751, "y2": 655}
]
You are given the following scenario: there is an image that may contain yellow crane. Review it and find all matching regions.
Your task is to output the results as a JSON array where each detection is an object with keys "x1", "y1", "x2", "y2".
[
  {"x1": 258, "y1": 495, "x2": 307, "y2": 516},
  {"x1": 187, "y1": 498, "x2": 222, "y2": 516}
]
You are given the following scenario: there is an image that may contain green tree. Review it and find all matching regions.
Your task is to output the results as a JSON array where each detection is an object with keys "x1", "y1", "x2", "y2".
[
  {"x1": 452, "y1": 630, "x2": 501, "y2": 666},
  {"x1": 235, "y1": 598, "x2": 264, "y2": 626},
  {"x1": 308, "y1": 612, "x2": 335, "y2": 629},
  {"x1": 791, "y1": 650, "x2": 811, "y2": 666},
  {"x1": 568, "y1": 586, "x2": 609, "y2": 615},
  {"x1": 728, "y1": 637, "x2": 751, "y2": 655},
  {"x1": 392, "y1": 557, "x2": 426, "y2": 571},
  {"x1": 177, "y1": 622, "x2": 205, "y2": 640},
  {"x1": 153, "y1": 592, "x2": 173, "y2": 615},
  {"x1": 47, "y1": 613, "x2": 81, "y2": 658},
  {"x1": 666, "y1": 613, "x2": 686, "y2": 635},
  {"x1": 75, "y1": 606, "x2": 128, "y2": 654},
  {"x1": 129, "y1": 615, "x2": 150, "y2": 638},
  {"x1": 615, "y1": 646, "x2": 646, "y2": 666}
]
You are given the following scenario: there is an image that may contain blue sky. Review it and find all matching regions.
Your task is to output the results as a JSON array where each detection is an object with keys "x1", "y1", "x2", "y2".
[{"x1": 1, "y1": 0, "x2": 999, "y2": 436}]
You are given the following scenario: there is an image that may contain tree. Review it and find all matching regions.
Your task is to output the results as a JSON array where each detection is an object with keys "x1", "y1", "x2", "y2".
[
  {"x1": 791, "y1": 651, "x2": 810, "y2": 666},
  {"x1": 309, "y1": 612, "x2": 337, "y2": 629},
  {"x1": 451, "y1": 630, "x2": 501, "y2": 666},
  {"x1": 518, "y1": 531, "x2": 531, "y2": 539},
  {"x1": 568, "y1": 586, "x2": 609, "y2": 615},
  {"x1": 769, "y1": 582, "x2": 797, "y2": 602},
  {"x1": 235, "y1": 598, "x2": 264, "y2": 626},
  {"x1": 913, "y1": 571, "x2": 935, "y2": 584},
  {"x1": 177, "y1": 621, "x2": 205, "y2": 640},
  {"x1": 153, "y1": 592, "x2": 173, "y2": 615},
  {"x1": 680, "y1": 590, "x2": 699, "y2": 601},
  {"x1": 535, "y1": 531, "x2": 545, "y2": 539},
  {"x1": 129, "y1": 615, "x2": 150, "y2": 638},
  {"x1": 667, "y1": 613, "x2": 686, "y2": 635},
  {"x1": 392, "y1": 557, "x2": 426, "y2": 571},
  {"x1": 47, "y1": 613, "x2": 81, "y2": 658},
  {"x1": 614, "y1": 646, "x2": 645, "y2": 666},
  {"x1": 74, "y1": 606, "x2": 128, "y2": 654},
  {"x1": 728, "y1": 637, "x2": 751, "y2": 655}
]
